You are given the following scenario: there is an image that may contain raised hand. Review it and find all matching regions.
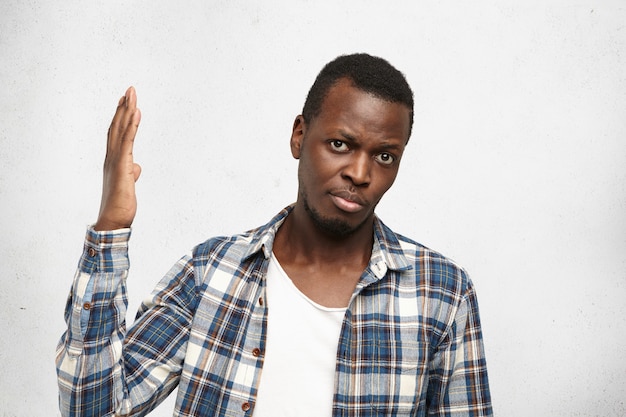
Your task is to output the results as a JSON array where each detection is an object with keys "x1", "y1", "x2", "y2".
[{"x1": 94, "y1": 87, "x2": 142, "y2": 231}]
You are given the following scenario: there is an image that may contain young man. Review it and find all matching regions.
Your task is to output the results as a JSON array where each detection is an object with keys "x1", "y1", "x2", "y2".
[{"x1": 57, "y1": 54, "x2": 493, "y2": 416}]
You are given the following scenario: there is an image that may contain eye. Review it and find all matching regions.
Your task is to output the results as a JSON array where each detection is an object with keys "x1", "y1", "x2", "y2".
[
  {"x1": 375, "y1": 152, "x2": 395, "y2": 165},
  {"x1": 330, "y1": 140, "x2": 349, "y2": 152}
]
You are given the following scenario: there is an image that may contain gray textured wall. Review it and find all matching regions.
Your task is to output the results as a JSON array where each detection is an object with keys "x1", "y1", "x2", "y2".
[{"x1": 1, "y1": 1, "x2": 625, "y2": 415}]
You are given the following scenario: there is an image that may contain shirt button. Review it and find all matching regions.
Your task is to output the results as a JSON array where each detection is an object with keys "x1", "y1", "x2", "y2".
[
  {"x1": 258, "y1": 297, "x2": 264, "y2": 306},
  {"x1": 88, "y1": 248, "x2": 97, "y2": 258},
  {"x1": 241, "y1": 402, "x2": 251, "y2": 412},
  {"x1": 252, "y1": 348, "x2": 261, "y2": 357},
  {"x1": 83, "y1": 302, "x2": 92, "y2": 310}
]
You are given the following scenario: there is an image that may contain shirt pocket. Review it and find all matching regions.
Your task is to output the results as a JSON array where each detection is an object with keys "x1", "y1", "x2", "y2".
[{"x1": 367, "y1": 340, "x2": 427, "y2": 416}]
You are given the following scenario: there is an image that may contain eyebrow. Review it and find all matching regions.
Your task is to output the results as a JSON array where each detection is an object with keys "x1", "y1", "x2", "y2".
[
  {"x1": 338, "y1": 130, "x2": 403, "y2": 151},
  {"x1": 378, "y1": 142, "x2": 403, "y2": 151},
  {"x1": 339, "y1": 130, "x2": 358, "y2": 142}
]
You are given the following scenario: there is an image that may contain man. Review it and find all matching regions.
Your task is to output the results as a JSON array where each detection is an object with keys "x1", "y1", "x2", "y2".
[{"x1": 56, "y1": 53, "x2": 492, "y2": 416}]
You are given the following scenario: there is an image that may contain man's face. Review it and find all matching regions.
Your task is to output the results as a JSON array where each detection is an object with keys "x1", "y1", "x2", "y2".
[{"x1": 291, "y1": 78, "x2": 411, "y2": 237}]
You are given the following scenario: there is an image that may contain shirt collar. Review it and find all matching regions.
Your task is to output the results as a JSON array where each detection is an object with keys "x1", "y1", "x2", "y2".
[
  {"x1": 369, "y1": 216, "x2": 413, "y2": 279},
  {"x1": 242, "y1": 205, "x2": 292, "y2": 260},
  {"x1": 242, "y1": 205, "x2": 413, "y2": 277}
]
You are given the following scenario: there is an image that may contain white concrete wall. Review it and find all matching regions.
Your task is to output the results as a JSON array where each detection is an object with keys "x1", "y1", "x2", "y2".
[{"x1": 1, "y1": 1, "x2": 624, "y2": 415}]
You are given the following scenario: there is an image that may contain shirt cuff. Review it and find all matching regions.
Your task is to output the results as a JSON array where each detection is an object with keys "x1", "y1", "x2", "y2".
[{"x1": 78, "y1": 226, "x2": 132, "y2": 274}]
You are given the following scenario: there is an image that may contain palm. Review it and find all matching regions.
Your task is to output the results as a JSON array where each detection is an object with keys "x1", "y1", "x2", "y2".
[{"x1": 94, "y1": 87, "x2": 142, "y2": 231}]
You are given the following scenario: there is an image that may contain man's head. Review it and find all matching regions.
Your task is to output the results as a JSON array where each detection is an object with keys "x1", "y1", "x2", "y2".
[
  {"x1": 302, "y1": 53, "x2": 414, "y2": 142},
  {"x1": 290, "y1": 54, "x2": 413, "y2": 239}
]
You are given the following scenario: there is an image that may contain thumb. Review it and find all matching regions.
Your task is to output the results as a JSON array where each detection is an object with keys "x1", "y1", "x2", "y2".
[{"x1": 133, "y1": 163, "x2": 142, "y2": 182}]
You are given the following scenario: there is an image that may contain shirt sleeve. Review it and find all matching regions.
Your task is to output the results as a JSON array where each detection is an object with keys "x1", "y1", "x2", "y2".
[
  {"x1": 56, "y1": 227, "x2": 198, "y2": 417},
  {"x1": 426, "y1": 279, "x2": 493, "y2": 416}
]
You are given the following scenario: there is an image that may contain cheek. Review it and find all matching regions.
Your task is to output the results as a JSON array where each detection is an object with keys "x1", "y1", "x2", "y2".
[
  {"x1": 386, "y1": 171, "x2": 399, "y2": 188},
  {"x1": 297, "y1": 155, "x2": 326, "y2": 192},
  {"x1": 301, "y1": 150, "x2": 335, "y2": 179},
  {"x1": 374, "y1": 169, "x2": 400, "y2": 194}
]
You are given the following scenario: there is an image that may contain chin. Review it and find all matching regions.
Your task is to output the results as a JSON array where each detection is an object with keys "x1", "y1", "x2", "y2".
[{"x1": 303, "y1": 198, "x2": 364, "y2": 238}]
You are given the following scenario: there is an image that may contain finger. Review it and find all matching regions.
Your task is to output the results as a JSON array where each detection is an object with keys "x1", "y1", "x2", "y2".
[
  {"x1": 107, "y1": 92, "x2": 129, "y2": 156},
  {"x1": 120, "y1": 107, "x2": 141, "y2": 158},
  {"x1": 126, "y1": 86, "x2": 136, "y2": 107},
  {"x1": 132, "y1": 163, "x2": 142, "y2": 182},
  {"x1": 119, "y1": 87, "x2": 138, "y2": 137}
]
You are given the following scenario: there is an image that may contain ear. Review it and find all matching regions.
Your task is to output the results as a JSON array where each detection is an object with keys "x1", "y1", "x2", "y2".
[{"x1": 290, "y1": 115, "x2": 306, "y2": 159}]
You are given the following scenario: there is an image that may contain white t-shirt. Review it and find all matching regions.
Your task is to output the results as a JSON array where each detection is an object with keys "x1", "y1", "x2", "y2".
[{"x1": 252, "y1": 254, "x2": 347, "y2": 416}]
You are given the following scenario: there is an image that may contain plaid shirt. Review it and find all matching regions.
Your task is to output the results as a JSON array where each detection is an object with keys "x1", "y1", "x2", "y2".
[{"x1": 57, "y1": 206, "x2": 492, "y2": 416}]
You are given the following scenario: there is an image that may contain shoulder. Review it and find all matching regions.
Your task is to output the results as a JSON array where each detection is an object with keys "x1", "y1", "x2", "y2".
[
  {"x1": 187, "y1": 206, "x2": 291, "y2": 283},
  {"x1": 183, "y1": 230, "x2": 262, "y2": 291},
  {"x1": 191, "y1": 229, "x2": 258, "y2": 265},
  {"x1": 377, "y1": 220, "x2": 478, "y2": 345},
  {"x1": 376, "y1": 218, "x2": 472, "y2": 297}
]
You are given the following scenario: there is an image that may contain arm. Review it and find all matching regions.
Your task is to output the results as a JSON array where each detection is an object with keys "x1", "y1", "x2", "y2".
[
  {"x1": 56, "y1": 228, "x2": 198, "y2": 416},
  {"x1": 56, "y1": 88, "x2": 193, "y2": 416},
  {"x1": 426, "y1": 280, "x2": 493, "y2": 416}
]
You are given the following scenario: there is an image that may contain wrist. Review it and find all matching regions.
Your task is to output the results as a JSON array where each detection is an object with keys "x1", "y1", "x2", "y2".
[{"x1": 93, "y1": 219, "x2": 131, "y2": 231}]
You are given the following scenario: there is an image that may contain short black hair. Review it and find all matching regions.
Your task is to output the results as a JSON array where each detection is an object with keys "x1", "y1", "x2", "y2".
[{"x1": 302, "y1": 53, "x2": 414, "y2": 140}]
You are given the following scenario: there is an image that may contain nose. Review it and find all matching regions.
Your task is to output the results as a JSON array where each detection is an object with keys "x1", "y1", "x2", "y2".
[{"x1": 342, "y1": 152, "x2": 371, "y2": 186}]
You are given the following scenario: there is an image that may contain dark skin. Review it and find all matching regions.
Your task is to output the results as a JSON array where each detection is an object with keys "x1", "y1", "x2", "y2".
[
  {"x1": 273, "y1": 78, "x2": 411, "y2": 307},
  {"x1": 95, "y1": 79, "x2": 411, "y2": 308},
  {"x1": 94, "y1": 86, "x2": 142, "y2": 232}
]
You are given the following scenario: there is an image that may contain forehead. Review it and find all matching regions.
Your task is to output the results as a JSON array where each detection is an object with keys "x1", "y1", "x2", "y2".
[{"x1": 313, "y1": 78, "x2": 411, "y2": 142}]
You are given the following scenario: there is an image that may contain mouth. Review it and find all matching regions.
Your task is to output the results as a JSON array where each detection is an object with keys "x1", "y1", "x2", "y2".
[{"x1": 329, "y1": 190, "x2": 367, "y2": 213}]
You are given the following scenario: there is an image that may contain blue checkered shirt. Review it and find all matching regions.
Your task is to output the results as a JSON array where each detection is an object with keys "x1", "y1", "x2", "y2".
[{"x1": 57, "y1": 206, "x2": 492, "y2": 416}]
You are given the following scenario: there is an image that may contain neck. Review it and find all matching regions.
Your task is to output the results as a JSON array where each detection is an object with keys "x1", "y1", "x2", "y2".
[{"x1": 274, "y1": 203, "x2": 374, "y2": 266}]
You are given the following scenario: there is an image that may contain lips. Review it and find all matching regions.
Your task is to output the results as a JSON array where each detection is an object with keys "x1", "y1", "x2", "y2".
[{"x1": 330, "y1": 190, "x2": 368, "y2": 213}]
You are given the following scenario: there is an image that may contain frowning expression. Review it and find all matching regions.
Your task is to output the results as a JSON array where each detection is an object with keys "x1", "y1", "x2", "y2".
[{"x1": 290, "y1": 78, "x2": 411, "y2": 237}]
